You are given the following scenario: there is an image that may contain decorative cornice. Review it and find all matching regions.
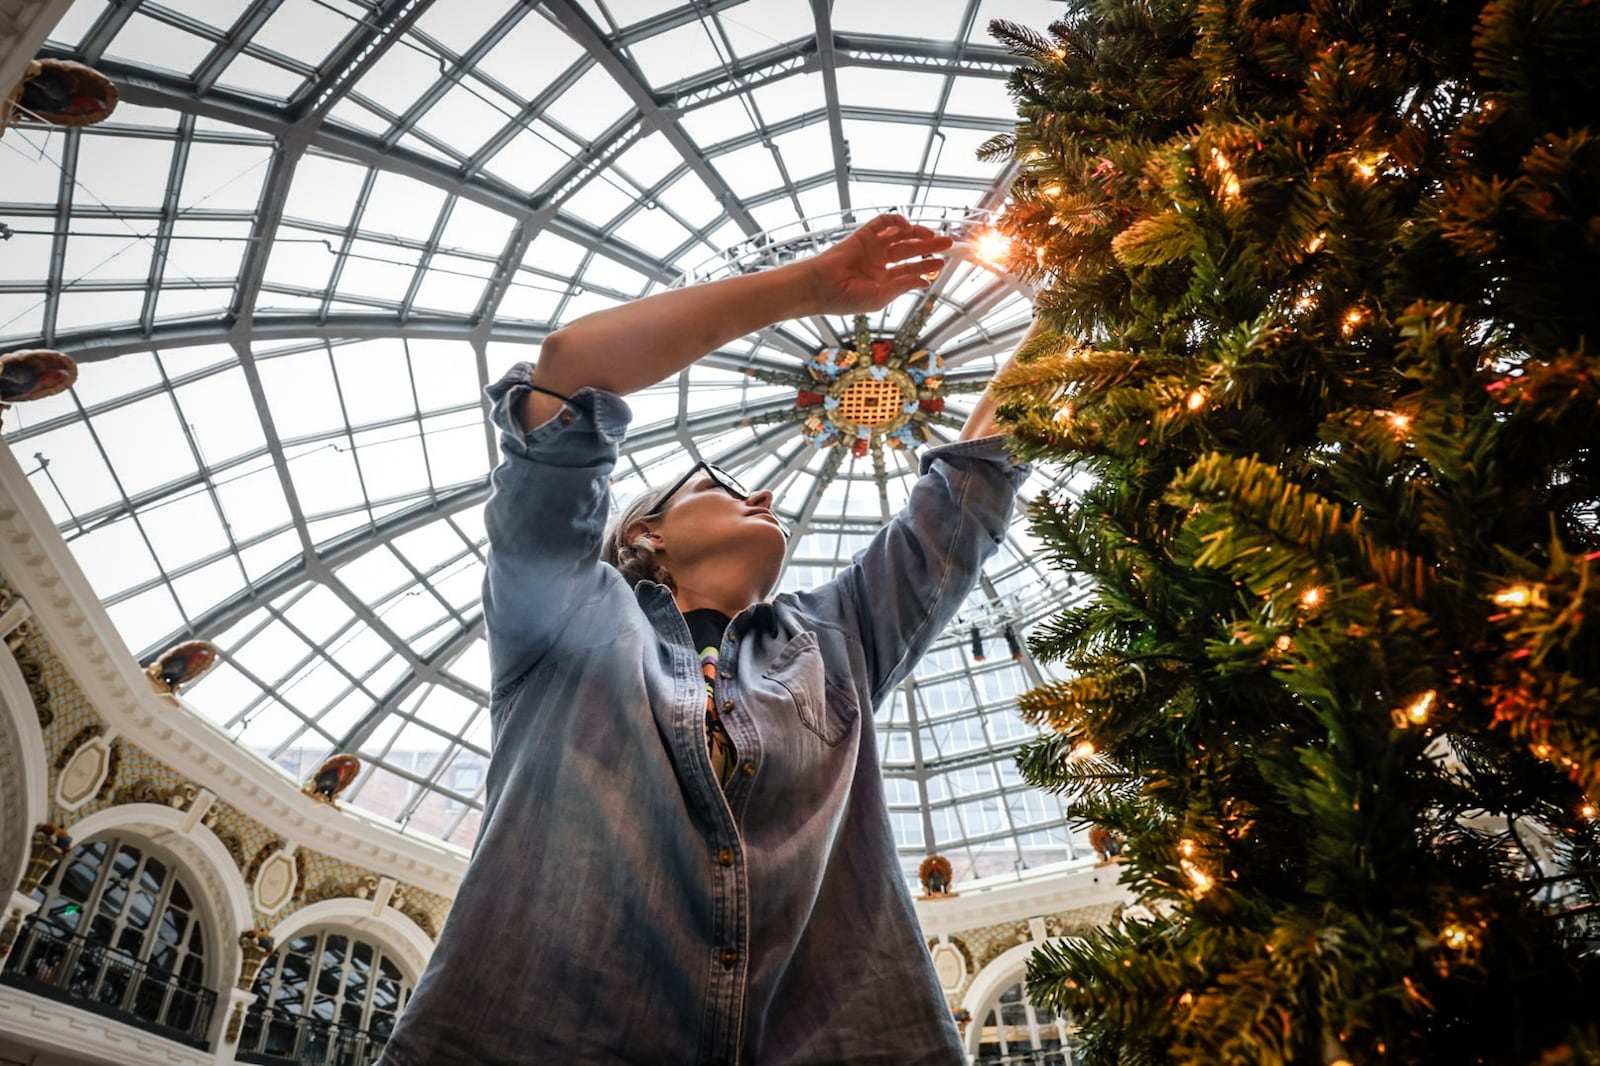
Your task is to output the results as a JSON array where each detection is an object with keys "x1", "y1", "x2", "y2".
[
  {"x1": 913, "y1": 859, "x2": 1132, "y2": 938},
  {"x1": 0, "y1": 440, "x2": 467, "y2": 899}
]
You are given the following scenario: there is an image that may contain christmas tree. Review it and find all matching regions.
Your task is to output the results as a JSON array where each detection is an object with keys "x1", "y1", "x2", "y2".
[{"x1": 983, "y1": 0, "x2": 1600, "y2": 1061}]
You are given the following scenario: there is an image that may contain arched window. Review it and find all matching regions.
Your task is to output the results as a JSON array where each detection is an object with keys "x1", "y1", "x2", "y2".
[
  {"x1": 973, "y1": 977, "x2": 1081, "y2": 1065},
  {"x1": 2, "y1": 835, "x2": 215, "y2": 1046},
  {"x1": 237, "y1": 929, "x2": 412, "y2": 1066}
]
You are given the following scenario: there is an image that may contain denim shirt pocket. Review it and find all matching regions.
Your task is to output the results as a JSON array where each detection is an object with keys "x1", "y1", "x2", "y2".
[{"x1": 763, "y1": 632, "x2": 860, "y2": 746}]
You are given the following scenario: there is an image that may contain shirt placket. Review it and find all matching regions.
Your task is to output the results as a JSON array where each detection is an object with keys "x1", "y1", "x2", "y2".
[{"x1": 659, "y1": 601, "x2": 750, "y2": 1066}]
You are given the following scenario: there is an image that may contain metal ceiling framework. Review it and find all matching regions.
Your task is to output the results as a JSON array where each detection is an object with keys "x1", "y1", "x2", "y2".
[{"x1": 0, "y1": 0, "x2": 1090, "y2": 879}]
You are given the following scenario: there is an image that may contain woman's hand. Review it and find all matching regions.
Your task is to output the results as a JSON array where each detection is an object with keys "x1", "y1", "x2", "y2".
[{"x1": 800, "y1": 214, "x2": 953, "y2": 316}]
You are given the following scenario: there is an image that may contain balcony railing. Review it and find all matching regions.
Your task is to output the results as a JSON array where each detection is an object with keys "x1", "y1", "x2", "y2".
[
  {"x1": 1, "y1": 920, "x2": 216, "y2": 1046},
  {"x1": 237, "y1": 1003, "x2": 390, "y2": 1066}
]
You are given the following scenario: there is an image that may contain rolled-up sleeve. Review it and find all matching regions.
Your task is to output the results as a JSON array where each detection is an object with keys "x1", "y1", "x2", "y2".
[
  {"x1": 797, "y1": 435, "x2": 1030, "y2": 707},
  {"x1": 481, "y1": 363, "x2": 632, "y2": 695}
]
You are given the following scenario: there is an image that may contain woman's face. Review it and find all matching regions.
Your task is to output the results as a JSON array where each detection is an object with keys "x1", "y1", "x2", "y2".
[{"x1": 652, "y1": 471, "x2": 787, "y2": 593}]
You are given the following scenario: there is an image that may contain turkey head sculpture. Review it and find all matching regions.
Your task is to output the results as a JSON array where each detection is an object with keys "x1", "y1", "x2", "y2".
[
  {"x1": 144, "y1": 640, "x2": 218, "y2": 695},
  {"x1": 3, "y1": 59, "x2": 118, "y2": 130},
  {"x1": 0, "y1": 349, "x2": 76, "y2": 426},
  {"x1": 303, "y1": 754, "x2": 361, "y2": 806}
]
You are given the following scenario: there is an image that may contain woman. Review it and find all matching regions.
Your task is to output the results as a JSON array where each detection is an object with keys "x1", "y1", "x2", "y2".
[{"x1": 378, "y1": 214, "x2": 1032, "y2": 1065}]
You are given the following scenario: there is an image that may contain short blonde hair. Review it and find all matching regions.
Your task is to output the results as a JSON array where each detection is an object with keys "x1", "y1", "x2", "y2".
[{"x1": 602, "y1": 487, "x2": 675, "y2": 591}]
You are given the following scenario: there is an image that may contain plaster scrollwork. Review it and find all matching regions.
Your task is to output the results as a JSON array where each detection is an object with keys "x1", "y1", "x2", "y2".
[
  {"x1": 297, "y1": 872, "x2": 437, "y2": 940},
  {"x1": 0, "y1": 586, "x2": 51, "y2": 729},
  {"x1": 115, "y1": 777, "x2": 218, "y2": 821}
]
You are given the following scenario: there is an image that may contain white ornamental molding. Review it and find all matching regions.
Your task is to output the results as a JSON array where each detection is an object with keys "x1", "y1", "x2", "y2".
[
  {"x1": 0, "y1": 982, "x2": 212, "y2": 1066},
  {"x1": 0, "y1": 627, "x2": 47, "y2": 892},
  {"x1": 64, "y1": 802, "x2": 254, "y2": 1000},
  {"x1": 0, "y1": 1, "x2": 78, "y2": 108},
  {"x1": 930, "y1": 940, "x2": 968, "y2": 995},
  {"x1": 55, "y1": 728, "x2": 116, "y2": 810},
  {"x1": 251, "y1": 845, "x2": 298, "y2": 914},
  {"x1": 265, "y1": 896, "x2": 433, "y2": 983}
]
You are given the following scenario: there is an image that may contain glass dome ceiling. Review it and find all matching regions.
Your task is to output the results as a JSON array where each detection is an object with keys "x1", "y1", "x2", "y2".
[{"x1": 1, "y1": 0, "x2": 1093, "y2": 884}]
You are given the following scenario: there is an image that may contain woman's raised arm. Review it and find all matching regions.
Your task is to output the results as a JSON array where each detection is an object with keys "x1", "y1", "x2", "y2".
[{"x1": 520, "y1": 214, "x2": 952, "y2": 432}]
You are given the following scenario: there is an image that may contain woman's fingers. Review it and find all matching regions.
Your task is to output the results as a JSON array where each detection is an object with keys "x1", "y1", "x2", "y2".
[
  {"x1": 884, "y1": 235, "x2": 953, "y2": 264},
  {"x1": 887, "y1": 258, "x2": 945, "y2": 294}
]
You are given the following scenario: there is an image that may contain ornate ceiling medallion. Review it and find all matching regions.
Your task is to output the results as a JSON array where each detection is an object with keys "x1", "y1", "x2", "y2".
[{"x1": 743, "y1": 300, "x2": 969, "y2": 494}]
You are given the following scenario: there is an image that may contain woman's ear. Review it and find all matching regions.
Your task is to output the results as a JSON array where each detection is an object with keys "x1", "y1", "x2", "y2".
[{"x1": 624, "y1": 520, "x2": 662, "y2": 552}]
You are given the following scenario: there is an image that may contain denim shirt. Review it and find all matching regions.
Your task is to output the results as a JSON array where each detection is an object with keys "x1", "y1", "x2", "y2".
[{"x1": 377, "y1": 365, "x2": 1029, "y2": 1066}]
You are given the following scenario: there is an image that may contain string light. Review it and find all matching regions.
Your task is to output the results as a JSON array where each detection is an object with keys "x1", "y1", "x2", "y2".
[
  {"x1": 1305, "y1": 232, "x2": 1327, "y2": 254},
  {"x1": 1392, "y1": 689, "x2": 1437, "y2": 728},
  {"x1": 1299, "y1": 587, "x2": 1323, "y2": 608},
  {"x1": 1186, "y1": 387, "x2": 1208, "y2": 411},
  {"x1": 1438, "y1": 923, "x2": 1476, "y2": 951},
  {"x1": 1341, "y1": 307, "x2": 1366, "y2": 337},
  {"x1": 1180, "y1": 857, "x2": 1215, "y2": 896},
  {"x1": 1210, "y1": 148, "x2": 1241, "y2": 200},
  {"x1": 1384, "y1": 410, "x2": 1412, "y2": 434},
  {"x1": 969, "y1": 229, "x2": 1012, "y2": 265},
  {"x1": 1274, "y1": 634, "x2": 1293, "y2": 652},
  {"x1": 1580, "y1": 803, "x2": 1596, "y2": 820},
  {"x1": 1491, "y1": 584, "x2": 1545, "y2": 609},
  {"x1": 1068, "y1": 740, "x2": 1096, "y2": 762},
  {"x1": 1352, "y1": 151, "x2": 1388, "y2": 179}
]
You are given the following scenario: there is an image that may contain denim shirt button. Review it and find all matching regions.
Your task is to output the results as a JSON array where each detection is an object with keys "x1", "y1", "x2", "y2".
[
  {"x1": 717, "y1": 847, "x2": 735, "y2": 867},
  {"x1": 719, "y1": 948, "x2": 738, "y2": 968},
  {"x1": 721, "y1": 699, "x2": 734, "y2": 712},
  {"x1": 558, "y1": 408, "x2": 576, "y2": 425},
  {"x1": 740, "y1": 761, "x2": 756, "y2": 777}
]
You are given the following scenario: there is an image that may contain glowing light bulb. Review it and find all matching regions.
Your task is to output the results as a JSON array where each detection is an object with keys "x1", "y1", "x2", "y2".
[
  {"x1": 1299, "y1": 587, "x2": 1323, "y2": 608},
  {"x1": 1274, "y1": 634, "x2": 1293, "y2": 652},
  {"x1": 1533, "y1": 743, "x2": 1553, "y2": 759},
  {"x1": 1439, "y1": 923, "x2": 1474, "y2": 950},
  {"x1": 1491, "y1": 584, "x2": 1544, "y2": 609},
  {"x1": 1353, "y1": 151, "x2": 1388, "y2": 179},
  {"x1": 1043, "y1": 183, "x2": 1062, "y2": 196},
  {"x1": 1178, "y1": 839, "x2": 1196, "y2": 857},
  {"x1": 1186, "y1": 388, "x2": 1208, "y2": 411},
  {"x1": 973, "y1": 229, "x2": 1012, "y2": 264},
  {"x1": 1181, "y1": 858, "x2": 1214, "y2": 896},
  {"x1": 1341, "y1": 307, "x2": 1366, "y2": 336},
  {"x1": 1385, "y1": 410, "x2": 1412, "y2": 434},
  {"x1": 1210, "y1": 148, "x2": 1241, "y2": 200},
  {"x1": 1581, "y1": 804, "x2": 1596, "y2": 820},
  {"x1": 1401, "y1": 689, "x2": 1436, "y2": 726},
  {"x1": 1305, "y1": 232, "x2": 1327, "y2": 253},
  {"x1": 1068, "y1": 740, "x2": 1096, "y2": 761}
]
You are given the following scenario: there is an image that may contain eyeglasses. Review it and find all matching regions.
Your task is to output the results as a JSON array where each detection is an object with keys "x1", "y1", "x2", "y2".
[
  {"x1": 646, "y1": 461, "x2": 789, "y2": 537},
  {"x1": 646, "y1": 461, "x2": 751, "y2": 516}
]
